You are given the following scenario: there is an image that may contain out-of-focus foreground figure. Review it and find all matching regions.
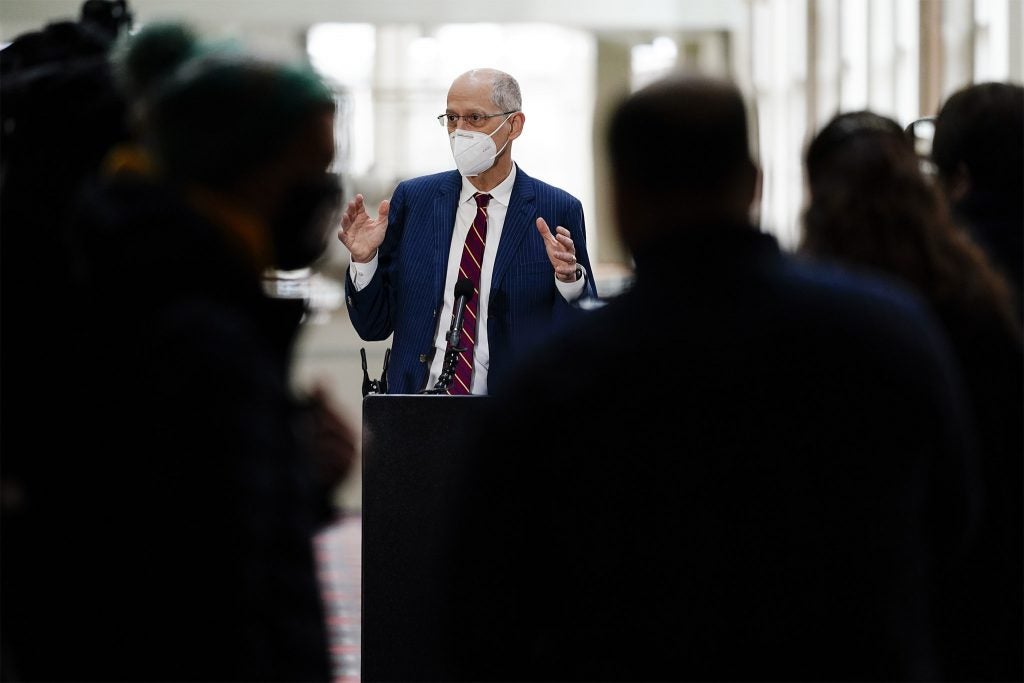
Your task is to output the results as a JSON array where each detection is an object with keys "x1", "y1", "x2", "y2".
[
  {"x1": 438, "y1": 73, "x2": 980, "y2": 682},
  {"x1": 2, "y1": 17, "x2": 354, "y2": 682},
  {"x1": 932, "y1": 81, "x2": 1024, "y2": 324},
  {"x1": 801, "y1": 108, "x2": 1023, "y2": 683}
]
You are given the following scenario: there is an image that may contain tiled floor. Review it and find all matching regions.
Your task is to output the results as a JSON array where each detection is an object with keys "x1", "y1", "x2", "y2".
[
  {"x1": 316, "y1": 513, "x2": 363, "y2": 683},
  {"x1": 292, "y1": 279, "x2": 371, "y2": 682}
]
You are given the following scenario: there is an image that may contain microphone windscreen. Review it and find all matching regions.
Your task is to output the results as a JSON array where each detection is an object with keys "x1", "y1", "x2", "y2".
[{"x1": 454, "y1": 276, "x2": 474, "y2": 299}]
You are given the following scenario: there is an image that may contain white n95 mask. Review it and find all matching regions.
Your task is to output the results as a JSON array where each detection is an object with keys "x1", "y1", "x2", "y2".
[{"x1": 449, "y1": 114, "x2": 513, "y2": 177}]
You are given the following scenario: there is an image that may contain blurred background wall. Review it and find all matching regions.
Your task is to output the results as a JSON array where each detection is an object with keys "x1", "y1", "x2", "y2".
[{"x1": 4, "y1": 0, "x2": 1020, "y2": 265}]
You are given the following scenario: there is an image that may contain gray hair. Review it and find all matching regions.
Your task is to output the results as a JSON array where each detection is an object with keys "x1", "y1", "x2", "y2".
[{"x1": 490, "y1": 72, "x2": 522, "y2": 112}]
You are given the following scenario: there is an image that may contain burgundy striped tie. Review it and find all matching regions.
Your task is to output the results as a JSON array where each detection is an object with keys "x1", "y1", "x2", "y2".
[{"x1": 448, "y1": 192, "x2": 491, "y2": 395}]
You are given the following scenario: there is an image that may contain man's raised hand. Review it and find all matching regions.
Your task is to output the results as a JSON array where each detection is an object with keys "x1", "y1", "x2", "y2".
[
  {"x1": 338, "y1": 193, "x2": 390, "y2": 263},
  {"x1": 535, "y1": 217, "x2": 579, "y2": 283}
]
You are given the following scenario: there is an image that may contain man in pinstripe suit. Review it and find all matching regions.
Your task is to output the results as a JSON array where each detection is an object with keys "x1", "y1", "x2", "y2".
[{"x1": 338, "y1": 67, "x2": 597, "y2": 394}]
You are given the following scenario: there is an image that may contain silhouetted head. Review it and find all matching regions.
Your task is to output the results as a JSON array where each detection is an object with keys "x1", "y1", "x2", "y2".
[
  {"x1": 804, "y1": 111, "x2": 913, "y2": 214},
  {"x1": 146, "y1": 56, "x2": 340, "y2": 270},
  {"x1": 802, "y1": 111, "x2": 931, "y2": 267},
  {"x1": 806, "y1": 110, "x2": 907, "y2": 169},
  {"x1": 79, "y1": 0, "x2": 133, "y2": 42},
  {"x1": 0, "y1": 0, "x2": 130, "y2": 263},
  {"x1": 802, "y1": 110, "x2": 1018, "y2": 334},
  {"x1": 932, "y1": 81, "x2": 1024, "y2": 205},
  {"x1": 108, "y1": 21, "x2": 217, "y2": 140},
  {"x1": 607, "y1": 74, "x2": 758, "y2": 256},
  {"x1": 110, "y1": 22, "x2": 201, "y2": 104}
]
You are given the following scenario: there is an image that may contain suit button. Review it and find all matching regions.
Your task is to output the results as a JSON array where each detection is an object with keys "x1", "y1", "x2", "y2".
[
  {"x1": 432, "y1": 308, "x2": 437, "y2": 318},
  {"x1": 346, "y1": 296, "x2": 353, "y2": 306},
  {"x1": 418, "y1": 354, "x2": 427, "y2": 363}
]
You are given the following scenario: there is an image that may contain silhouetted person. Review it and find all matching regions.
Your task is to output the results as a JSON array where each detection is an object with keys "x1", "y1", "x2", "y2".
[
  {"x1": 100, "y1": 21, "x2": 245, "y2": 181},
  {"x1": 801, "y1": 110, "x2": 1023, "y2": 682},
  {"x1": 0, "y1": 0, "x2": 132, "y2": 494},
  {"x1": 1, "y1": 5, "x2": 133, "y2": 679},
  {"x1": 3, "y1": 39, "x2": 352, "y2": 680},
  {"x1": 931, "y1": 81, "x2": 1024, "y2": 323},
  {"x1": 438, "y1": 74, "x2": 980, "y2": 681},
  {"x1": 0, "y1": 0, "x2": 132, "y2": 279}
]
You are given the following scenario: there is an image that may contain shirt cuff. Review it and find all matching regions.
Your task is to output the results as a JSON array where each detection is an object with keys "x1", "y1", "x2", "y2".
[
  {"x1": 555, "y1": 264, "x2": 587, "y2": 302},
  {"x1": 348, "y1": 252, "x2": 379, "y2": 292}
]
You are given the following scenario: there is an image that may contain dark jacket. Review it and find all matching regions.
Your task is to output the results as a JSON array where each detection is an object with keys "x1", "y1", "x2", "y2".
[
  {"x1": 440, "y1": 224, "x2": 980, "y2": 682},
  {"x1": 928, "y1": 281, "x2": 1023, "y2": 682},
  {"x1": 2, "y1": 175, "x2": 333, "y2": 682},
  {"x1": 953, "y1": 190, "x2": 1024, "y2": 323}
]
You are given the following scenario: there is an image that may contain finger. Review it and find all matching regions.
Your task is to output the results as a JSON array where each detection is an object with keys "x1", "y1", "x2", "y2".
[
  {"x1": 554, "y1": 251, "x2": 577, "y2": 264},
  {"x1": 378, "y1": 199, "x2": 390, "y2": 222},
  {"x1": 347, "y1": 194, "x2": 365, "y2": 221},
  {"x1": 555, "y1": 233, "x2": 574, "y2": 250},
  {"x1": 341, "y1": 197, "x2": 360, "y2": 227},
  {"x1": 535, "y1": 217, "x2": 558, "y2": 246}
]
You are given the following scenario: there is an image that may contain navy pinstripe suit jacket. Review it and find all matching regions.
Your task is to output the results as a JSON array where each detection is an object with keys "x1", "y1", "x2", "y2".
[{"x1": 345, "y1": 166, "x2": 597, "y2": 394}]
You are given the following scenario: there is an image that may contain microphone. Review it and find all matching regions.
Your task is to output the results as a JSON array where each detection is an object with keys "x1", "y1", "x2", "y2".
[
  {"x1": 447, "y1": 276, "x2": 475, "y2": 350},
  {"x1": 424, "y1": 277, "x2": 475, "y2": 393}
]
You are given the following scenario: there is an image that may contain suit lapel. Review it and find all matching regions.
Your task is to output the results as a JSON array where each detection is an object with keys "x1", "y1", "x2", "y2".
[
  {"x1": 432, "y1": 172, "x2": 462, "y2": 297},
  {"x1": 491, "y1": 170, "x2": 534, "y2": 288}
]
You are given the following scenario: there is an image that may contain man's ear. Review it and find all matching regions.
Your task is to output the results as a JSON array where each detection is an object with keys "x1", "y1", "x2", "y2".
[{"x1": 507, "y1": 112, "x2": 525, "y2": 142}]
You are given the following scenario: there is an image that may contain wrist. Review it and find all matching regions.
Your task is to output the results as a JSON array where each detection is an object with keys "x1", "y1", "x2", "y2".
[
  {"x1": 556, "y1": 264, "x2": 584, "y2": 284},
  {"x1": 351, "y1": 249, "x2": 377, "y2": 264}
]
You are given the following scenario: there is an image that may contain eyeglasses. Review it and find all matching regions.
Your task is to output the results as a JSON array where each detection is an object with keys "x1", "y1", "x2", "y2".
[{"x1": 437, "y1": 111, "x2": 517, "y2": 128}]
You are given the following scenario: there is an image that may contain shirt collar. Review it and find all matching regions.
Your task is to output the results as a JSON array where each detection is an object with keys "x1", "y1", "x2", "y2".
[{"x1": 460, "y1": 162, "x2": 517, "y2": 207}]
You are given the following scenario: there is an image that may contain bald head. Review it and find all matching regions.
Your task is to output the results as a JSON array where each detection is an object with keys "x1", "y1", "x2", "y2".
[
  {"x1": 608, "y1": 74, "x2": 758, "y2": 251},
  {"x1": 450, "y1": 68, "x2": 521, "y2": 113}
]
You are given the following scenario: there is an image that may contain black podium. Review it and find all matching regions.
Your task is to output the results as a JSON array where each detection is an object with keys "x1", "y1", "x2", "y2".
[{"x1": 360, "y1": 393, "x2": 491, "y2": 682}]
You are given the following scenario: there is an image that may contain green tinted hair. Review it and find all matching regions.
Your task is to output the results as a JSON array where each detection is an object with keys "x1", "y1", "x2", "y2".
[
  {"x1": 110, "y1": 22, "x2": 204, "y2": 100},
  {"x1": 147, "y1": 55, "x2": 335, "y2": 189}
]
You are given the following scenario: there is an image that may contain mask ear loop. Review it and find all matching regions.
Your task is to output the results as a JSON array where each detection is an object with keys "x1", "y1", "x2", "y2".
[{"x1": 491, "y1": 113, "x2": 516, "y2": 158}]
